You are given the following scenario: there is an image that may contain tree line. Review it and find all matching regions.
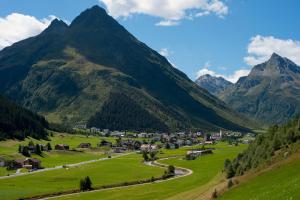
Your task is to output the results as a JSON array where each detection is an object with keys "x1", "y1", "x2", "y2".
[
  {"x1": 224, "y1": 118, "x2": 300, "y2": 178},
  {"x1": 0, "y1": 95, "x2": 49, "y2": 140}
]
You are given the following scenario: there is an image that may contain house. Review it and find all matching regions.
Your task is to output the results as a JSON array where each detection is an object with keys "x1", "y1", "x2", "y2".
[
  {"x1": 113, "y1": 147, "x2": 126, "y2": 153},
  {"x1": 0, "y1": 157, "x2": 5, "y2": 167},
  {"x1": 55, "y1": 144, "x2": 69, "y2": 150},
  {"x1": 186, "y1": 149, "x2": 213, "y2": 160},
  {"x1": 90, "y1": 127, "x2": 101, "y2": 133},
  {"x1": 204, "y1": 141, "x2": 214, "y2": 145},
  {"x1": 11, "y1": 158, "x2": 41, "y2": 169},
  {"x1": 111, "y1": 131, "x2": 125, "y2": 137},
  {"x1": 137, "y1": 133, "x2": 147, "y2": 138},
  {"x1": 98, "y1": 140, "x2": 112, "y2": 147},
  {"x1": 140, "y1": 144, "x2": 158, "y2": 152},
  {"x1": 24, "y1": 158, "x2": 41, "y2": 169},
  {"x1": 78, "y1": 143, "x2": 91, "y2": 148}
]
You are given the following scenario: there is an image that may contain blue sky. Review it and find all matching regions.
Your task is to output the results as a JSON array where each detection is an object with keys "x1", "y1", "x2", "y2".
[{"x1": 1, "y1": 0, "x2": 300, "y2": 82}]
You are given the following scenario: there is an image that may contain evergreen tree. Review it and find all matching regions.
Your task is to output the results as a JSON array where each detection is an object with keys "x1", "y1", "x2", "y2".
[
  {"x1": 22, "y1": 146, "x2": 30, "y2": 157},
  {"x1": 35, "y1": 144, "x2": 42, "y2": 155},
  {"x1": 47, "y1": 142, "x2": 52, "y2": 151}
]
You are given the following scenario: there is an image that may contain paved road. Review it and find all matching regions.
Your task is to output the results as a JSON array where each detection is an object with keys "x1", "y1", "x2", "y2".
[
  {"x1": 0, "y1": 152, "x2": 134, "y2": 180},
  {"x1": 39, "y1": 157, "x2": 193, "y2": 200}
]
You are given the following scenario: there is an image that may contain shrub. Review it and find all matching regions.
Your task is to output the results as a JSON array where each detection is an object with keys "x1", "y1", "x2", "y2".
[{"x1": 80, "y1": 176, "x2": 93, "y2": 191}]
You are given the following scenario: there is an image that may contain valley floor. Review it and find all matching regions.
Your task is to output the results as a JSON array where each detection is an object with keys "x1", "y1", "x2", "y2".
[{"x1": 50, "y1": 143, "x2": 246, "y2": 200}]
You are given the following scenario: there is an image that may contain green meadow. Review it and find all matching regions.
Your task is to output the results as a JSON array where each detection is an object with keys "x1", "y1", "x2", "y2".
[
  {"x1": 52, "y1": 143, "x2": 247, "y2": 200},
  {"x1": 219, "y1": 155, "x2": 300, "y2": 200},
  {"x1": 0, "y1": 153, "x2": 164, "y2": 200},
  {"x1": 0, "y1": 133, "x2": 119, "y2": 170}
]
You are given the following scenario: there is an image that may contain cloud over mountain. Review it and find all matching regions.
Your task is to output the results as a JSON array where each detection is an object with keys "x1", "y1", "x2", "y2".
[
  {"x1": 99, "y1": 0, "x2": 228, "y2": 26},
  {"x1": 244, "y1": 35, "x2": 300, "y2": 66},
  {"x1": 0, "y1": 13, "x2": 56, "y2": 49}
]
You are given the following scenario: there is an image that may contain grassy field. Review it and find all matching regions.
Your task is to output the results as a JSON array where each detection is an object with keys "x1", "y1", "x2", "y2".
[
  {"x1": 219, "y1": 154, "x2": 300, "y2": 200},
  {"x1": 0, "y1": 153, "x2": 164, "y2": 200},
  {"x1": 0, "y1": 133, "x2": 120, "y2": 173},
  {"x1": 52, "y1": 143, "x2": 247, "y2": 200}
]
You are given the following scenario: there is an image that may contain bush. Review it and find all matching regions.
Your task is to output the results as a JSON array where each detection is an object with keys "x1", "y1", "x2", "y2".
[
  {"x1": 212, "y1": 189, "x2": 218, "y2": 199},
  {"x1": 80, "y1": 176, "x2": 93, "y2": 191},
  {"x1": 227, "y1": 179, "x2": 234, "y2": 188}
]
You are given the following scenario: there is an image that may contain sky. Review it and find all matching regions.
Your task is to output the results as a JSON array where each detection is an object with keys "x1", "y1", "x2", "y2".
[{"x1": 1, "y1": 0, "x2": 300, "y2": 83}]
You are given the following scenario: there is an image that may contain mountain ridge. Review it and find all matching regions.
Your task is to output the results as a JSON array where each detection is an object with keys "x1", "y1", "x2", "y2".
[
  {"x1": 219, "y1": 53, "x2": 300, "y2": 125},
  {"x1": 0, "y1": 5, "x2": 251, "y2": 132}
]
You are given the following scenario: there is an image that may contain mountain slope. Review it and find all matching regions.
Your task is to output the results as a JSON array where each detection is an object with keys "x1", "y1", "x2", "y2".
[
  {"x1": 0, "y1": 6, "x2": 250, "y2": 132},
  {"x1": 219, "y1": 53, "x2": 300, "y2": 125},
  {"x1": 0, "y1": 95, "x2": 48, "y2": 140},
  {"x1": 196, "y1": 74, "x2": 233, "y2": 96}
]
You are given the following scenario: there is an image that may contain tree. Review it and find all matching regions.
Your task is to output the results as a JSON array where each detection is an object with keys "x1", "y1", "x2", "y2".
[
  {"x1": 167, "y1": 165, "x2": 175, "y2": 175},
  {"x1": 149, "y1": 151, "x2": 157, "y2": 161},
  {"x1": 142, "y1": 151, "x2": 149, "y2": 161},
  {"x1": 18, "y1": 145, "x2": 22, "y2": 153},
  {"x1": 227, "y1": 179, "x2": 234, "y2": 188},
  {"x1": 165, "y1": 143, "x2": 170, "y2": 149},
  {"x1": 79, "y1": 176, "x2": 93, "y2": 191},
  {"x1": 47, "y1": 142, "x2": 52, "y2": 151},
  {"x1": 212, "y1": 189, "x2": 218, "y2": 199},
  {"x1": 22, "y1": 146, "x2": 30, "y2": 157},
  {"x1": 28, "y1": 141, "x2": 34, "y2": 147},
  {"x1": 35, "y1": 144, "x2": 42, "y2": 155}
]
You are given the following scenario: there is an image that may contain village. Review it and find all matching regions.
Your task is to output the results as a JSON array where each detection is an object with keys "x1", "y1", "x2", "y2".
[{"x1": 0, "y1": 127, "x2": 253, "y2": 173}]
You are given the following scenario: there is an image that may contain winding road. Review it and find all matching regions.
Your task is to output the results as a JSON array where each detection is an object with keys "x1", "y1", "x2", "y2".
[{"x1": 38, "y1": 157, "x2": 193, "y2": 200}]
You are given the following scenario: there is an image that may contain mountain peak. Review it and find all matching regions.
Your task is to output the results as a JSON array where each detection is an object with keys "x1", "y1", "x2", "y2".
[
  {"x1": 196, "y1": 74, "x2": 233, "y2": 96},
  {"x1": 70, "y1": 5, "x2": 110, "y2": 27},
  {"x1": 42, "y1": 19, "x2": 68, "y2": 35}
]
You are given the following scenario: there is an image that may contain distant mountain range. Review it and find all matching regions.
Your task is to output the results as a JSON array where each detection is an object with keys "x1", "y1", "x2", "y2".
[
  {"x1": 196, "y1": 74, "x2": 233, "y2": 96},
  {"x1": 198, "y1": 53, "x2": 300, "y2": 125},
  {"x1": 0, "y1": 6, "x2": 251, "y2": 132}
]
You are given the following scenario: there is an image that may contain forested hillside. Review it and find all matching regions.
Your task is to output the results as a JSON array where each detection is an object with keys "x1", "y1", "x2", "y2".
[
  {"x1": 225, "y1": 118, "x2": 300, "y2": 178},
  {"x1": 0, "y1": 95, "x2": 48, "y2": 140}
]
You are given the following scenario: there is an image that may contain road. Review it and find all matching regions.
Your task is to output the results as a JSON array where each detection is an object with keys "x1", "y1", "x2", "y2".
[
  {"x1": 38, "y1": 157, "x2": 193, "y2": 200},
  {"x1": 0, "y1": 152, "x2": 134, "y2": 180}
]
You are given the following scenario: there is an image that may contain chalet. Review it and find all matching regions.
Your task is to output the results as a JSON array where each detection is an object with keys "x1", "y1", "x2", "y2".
[
  {"x1": 186, "y1": 149, "x2": 213, "y2": 160},
  {"x1": 113, "y1": 147, "x2": 126, "y2": 153},
  {"x1": 90, "y1": 127, "x2": 101, "y2": 133},
  {"x1": 55, "y1": 144, "x2": 69, "y2": 150},
  {"x1": 98, "y1": 140, "x2": 112, "y2": 147},
  {"x1": 12, "y1": 158, "x2": 41, "y2": 169},
  {"x1": 137, "y1": 133, "x2": 147, "y2": 138},
  {"x1": 111, "y1": 131, "x2": 125, "y2": 137},
  {"x1": 204, "y1": 141, "x2": 214, "y2": 145},
  {"x1": 140, "y1": 144, "x2": 158, "y2": 152},
  {"x1": 0, "y1": 157, "x2": 5, "y2": 167},
  {"x1": 78, "y1": 143, "x2": 91, "y2": 148}
]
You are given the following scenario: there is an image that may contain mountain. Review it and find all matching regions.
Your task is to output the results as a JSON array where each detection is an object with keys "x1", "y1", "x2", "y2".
[
  {"x1": 196, "y1": 74, "x2": 233, "y2": 96},
  {"x1": 0, "y1": 6, "x2": 250, "y2": 132},
  {"x1": 0, "y1": 95, "x2": 48, "y2": 140},
  {"x1": 219, "y1": 53, "x2": 300, "y2": 125}
]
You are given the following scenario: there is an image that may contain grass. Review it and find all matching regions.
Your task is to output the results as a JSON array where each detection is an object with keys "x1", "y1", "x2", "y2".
[
  {"x1": 219, "y1": 154, "x2": 300, "y2": 200},
  {"x1": 0, "y1": 153, "x2": 164, "y2": 200},
  {"x1": 52, "y1": 143, "x2": 247, "y2": 200},
  {"x1": 0, "y1": 133, "x2": 119, "y2": 168}
]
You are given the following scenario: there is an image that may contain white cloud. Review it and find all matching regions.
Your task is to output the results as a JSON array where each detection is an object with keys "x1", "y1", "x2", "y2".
[
  {"x1": 159, "y1": 48, "x2": 173, "y2": 57},
  {"x1": 244, "y1": 35, "x2": 300, "y2": 66},
  {"x1": 156, "y1": 20, "x2": 180, "y2": 26},
  {"x1": 0, "y1": 13, "x2": 56, "y2": 50},
  {"x1": 99, "y1": 0, "x2": 228, "y2": 26},
  {"x1": 196, "y1": 62, "x2": 250, "y2": 83}
]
